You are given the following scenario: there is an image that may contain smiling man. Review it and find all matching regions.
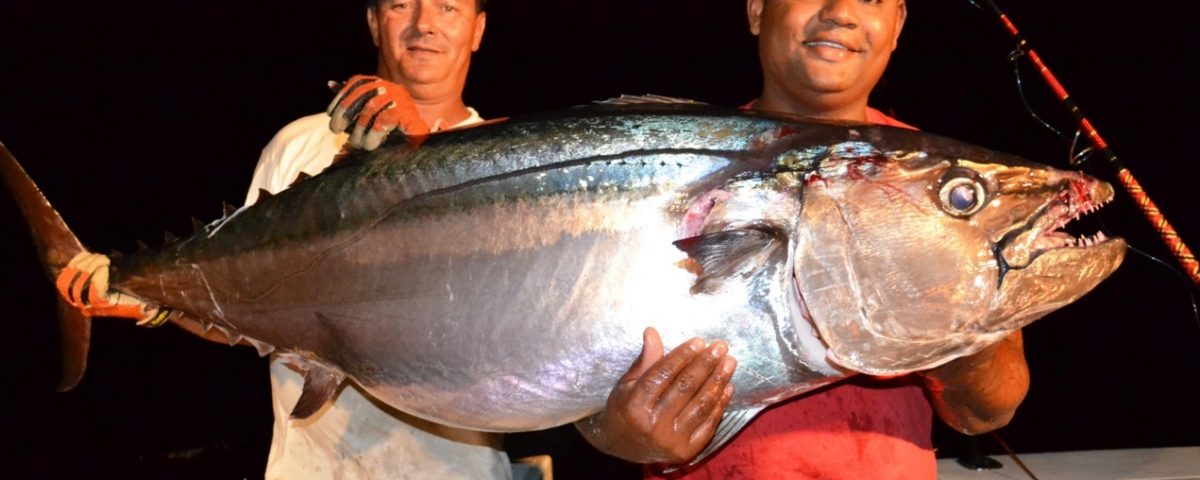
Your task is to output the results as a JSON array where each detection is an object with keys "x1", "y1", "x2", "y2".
[{"x1": 576, "y1": 1, "x2": 1031, "y2": 478}]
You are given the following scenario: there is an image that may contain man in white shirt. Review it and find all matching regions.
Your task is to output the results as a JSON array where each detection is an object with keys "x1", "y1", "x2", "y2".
[
  {"x1": 245, "y1": 1, "x2": 504, "y2": 478},
  {"x1": 55, "y1": 0, "x2": 508, "y2": 478}
]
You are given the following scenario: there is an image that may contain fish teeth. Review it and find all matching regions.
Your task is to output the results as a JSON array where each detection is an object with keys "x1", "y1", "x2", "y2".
[{"x1": 1072, "y1": 232, "x2": 1107, "y2": 248}]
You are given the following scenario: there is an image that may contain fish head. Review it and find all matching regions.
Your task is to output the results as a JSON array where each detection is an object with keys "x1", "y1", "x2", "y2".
[{"x1": 784, "y1": 133, "x2": 1127, "y2": 375}]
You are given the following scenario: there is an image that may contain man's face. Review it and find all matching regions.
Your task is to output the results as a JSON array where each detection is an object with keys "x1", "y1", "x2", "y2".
[
  {"x1": 749, "y1": 0, "x2": 906, "y2": 114},
  {"x1": 368, "y1": 0, "x2": 486, "y2": 90}
]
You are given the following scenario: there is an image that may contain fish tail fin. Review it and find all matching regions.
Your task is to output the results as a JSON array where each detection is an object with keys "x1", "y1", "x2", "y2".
[
  {"x1": 54, "y1": 299, "x2": 91, "y2": 391},
  {"x1": 0, "y1": 141, "x2": 91, "y2": 391}
]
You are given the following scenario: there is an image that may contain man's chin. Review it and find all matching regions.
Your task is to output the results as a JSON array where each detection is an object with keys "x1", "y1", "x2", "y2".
[{"x1": 387, "y1": 64, "x2": 448, "y2": 86}]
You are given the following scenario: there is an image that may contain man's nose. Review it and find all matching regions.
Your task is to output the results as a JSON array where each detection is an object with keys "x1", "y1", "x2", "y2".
[
  {"x1": 412, "y1": 2, "x2": 436, "y2": 35},
  {"x1": 819, "y1": 0, "x2": 859, "y2": 29}
]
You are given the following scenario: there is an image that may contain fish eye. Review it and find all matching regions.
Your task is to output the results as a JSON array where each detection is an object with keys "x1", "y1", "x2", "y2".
[{"x1": 937, "y1": 169, "x2": 988, "y2": 217}]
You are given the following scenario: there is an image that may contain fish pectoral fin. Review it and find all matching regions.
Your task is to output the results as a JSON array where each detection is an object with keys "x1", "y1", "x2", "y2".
[
  {"x1": 673, "y1": 226, "x2": 785, "y2": 294},
  {"x1": 289, "y1": 363, "x2": 346, "y2": 420},
  {"x1": 659, "y1": 405, "x2": 766, "y2": 474}
]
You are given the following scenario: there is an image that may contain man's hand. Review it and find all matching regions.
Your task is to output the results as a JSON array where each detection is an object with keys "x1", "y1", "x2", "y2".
[
  {"x1": 575, "y1": 327, "x2": 736, "y2": 464},
  {"x1": 56, "y1": 252, "x2": 167, "y2": 326},
  {"x1": 327, "y1": 74, "x2": 429, "y2": 151},
  {"x1": 919, "y1": 331, "x2": 1030, "y2": 434}
]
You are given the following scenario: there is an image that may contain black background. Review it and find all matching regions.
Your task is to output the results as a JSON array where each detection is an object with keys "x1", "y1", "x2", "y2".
[{"x1": 1, "y1": 1, "x2": 1198, "y2": 478}]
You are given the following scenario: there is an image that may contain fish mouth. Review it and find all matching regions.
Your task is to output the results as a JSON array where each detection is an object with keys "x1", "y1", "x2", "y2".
[{"x1": 993, "y1": 177, "x2": 1120, "y2": 286}]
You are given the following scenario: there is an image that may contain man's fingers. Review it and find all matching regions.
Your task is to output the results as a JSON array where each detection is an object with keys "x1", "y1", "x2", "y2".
[
  {"x1": 674, "y1": 355, "x2": 736, "y2": 434},
  {"x1": 87, "y1": 257, "x2": 111, "y2": 303},
  {"x1": 653, "y1": 340, "x2": 728, "y2": 421},
  {"x1": 630, "y1": 337, "x2": 704, "y2": 407},
  {"x1": 351, "y1": 96, "x2": 400, "y2": 150},
  {"x1": 355, "y1": 94, "x2": 395, "y2": 129},
  {"x1": 68, "y1": 253, "x2": 105, "y2": 304},
  {"x1": 50, "y1": 252, "x2": 161, "y2": 322},
  {"x1": 329, "y1": 75, "x2": 427, "y2": 146},
  {"x1": 330, "y1": 78, "x2": 382, "y2": 133},
  {"x1": 55, "y1": 252, "x2": 113, "y2": 309},
  {"x1": 620, "y1": 327, "x2": 665, "y2": 383},
  {"x1": 327, "y1": 75, "x2": 376, "y2": 116},
  {"x1": 688, "y1": 383, "x2": 735, "y2": 447},
  {"x1": 56, "y1": 266, "x2": 82, "y2": 304},
  {"x1": 334, "y1": 86, "x2": 381, "y2": 134},
  {"x1": 362, "y1": 128, "x2": 392, "y2": 152}
]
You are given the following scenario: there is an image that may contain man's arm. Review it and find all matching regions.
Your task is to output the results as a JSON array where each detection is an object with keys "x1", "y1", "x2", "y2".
[
  {"x1": 578, "y1": 327, "x2": 1029, "y2": 465},
  {"x1": 56, "y1": 252, "x2": 247, "y2": 345},
  {"x1": 919, "y1": 330, "x2": 1030, "y2": 434},
  {"x1": 574, "y1": 327, "x2": 736, "y2": 464}
]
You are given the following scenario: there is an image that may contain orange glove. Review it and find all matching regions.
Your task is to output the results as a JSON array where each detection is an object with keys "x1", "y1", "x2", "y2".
[
  {"x1": 55, "y1": 252, "x2": 170, "y2": 326},
  {"x1": 327, "y1": 74, "x2": 430, "y2": 151}
]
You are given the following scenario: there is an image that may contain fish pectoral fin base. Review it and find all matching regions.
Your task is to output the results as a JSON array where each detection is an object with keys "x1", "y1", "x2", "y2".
[
  {"x1": 289, "y1": 364, "x2": 346, "y2": 420},
  {"x1": 674, "y1": 226, "x2": 784, "y2": 295},
  {"x1": 659, "y1": 405, "x2": 766, "y2": 474}
]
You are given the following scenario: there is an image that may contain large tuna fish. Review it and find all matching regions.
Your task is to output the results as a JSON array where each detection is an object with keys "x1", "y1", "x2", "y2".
[{"x1": 2, "y1": 101, "x2": 1126, "y2": 457}]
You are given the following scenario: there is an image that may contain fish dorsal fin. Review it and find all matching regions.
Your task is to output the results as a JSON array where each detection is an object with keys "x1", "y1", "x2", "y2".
[
  {"x1": 191, "y1": 216, "x2": 206, "y2": 233},
  {"x1": 222, "y1": 202, "x2": 237, "y2": 217},
  {"x1": 290, "y1": 362, "x2": 346, "y2": 420},
  {"x1": 594, "y1": 94, "x2": 707, "y2": 105},
  {"x1": 257, "y1": 189, "x2": 274, "y2": 202},
  {"x1": 135, "y1": 240, "x2": 149, "y2": 251},
  {"x1": 162, "y1": 231, "x2": 179, "y2": 245},
  {"x1": 107, "y1": 249, "x2": 123, "y2": 259},
  {"x1": 673, "y1": 225, "x2": 785, "y2": 295}
]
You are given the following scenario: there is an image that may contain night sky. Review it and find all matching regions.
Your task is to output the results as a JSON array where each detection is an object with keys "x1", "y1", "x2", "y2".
[{"x1": 1, "y1": 1, "x2": 1198, "y2": 478}]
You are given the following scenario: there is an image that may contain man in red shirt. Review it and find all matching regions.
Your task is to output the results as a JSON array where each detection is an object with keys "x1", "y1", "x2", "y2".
[{"x1": 575, "y1": 1, "x2": 1031, "y2": 478}]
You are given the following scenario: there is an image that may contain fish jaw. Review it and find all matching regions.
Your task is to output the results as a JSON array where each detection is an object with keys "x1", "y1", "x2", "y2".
[
  {"x1": 992, "y1": 172, "x2": 1121, "y2": 282},
  {"x1": 789, "y1": 145, "x2": 1127, "y2": 376},
  {"x1": 985, "y1": 172, "x2": 1127, "y2": 331}
]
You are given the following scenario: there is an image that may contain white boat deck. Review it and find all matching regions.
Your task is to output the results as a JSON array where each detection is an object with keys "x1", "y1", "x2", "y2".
[{"x1": 937, "y1": 447, "x2": 1200, "y2": 480}]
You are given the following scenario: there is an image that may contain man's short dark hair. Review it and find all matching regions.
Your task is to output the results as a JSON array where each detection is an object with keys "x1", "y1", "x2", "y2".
[{"x1": 366, "y1": 0, "x2": 487, "y2": 13}]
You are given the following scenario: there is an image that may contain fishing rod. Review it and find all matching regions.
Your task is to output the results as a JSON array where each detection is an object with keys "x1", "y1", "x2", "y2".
[{"x1": 967, "y1": 0, "x2": 1200, "y2": 288}]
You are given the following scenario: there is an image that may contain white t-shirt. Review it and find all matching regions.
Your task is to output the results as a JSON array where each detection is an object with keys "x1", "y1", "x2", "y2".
[{"x1": 246, "y1": 110, "x2": 512, "y2": 480}]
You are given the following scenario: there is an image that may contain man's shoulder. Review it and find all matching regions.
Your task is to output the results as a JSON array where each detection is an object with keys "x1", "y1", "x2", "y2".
[
  {"x1": 257, "y1": 112, "x2": 346, "y2": 166},
  {"x1": 866, "y1": 107, "x2": 918, "y2": 130},
  {"x1": 267, "y1": 113, "x2": 339, "y2": 146}
]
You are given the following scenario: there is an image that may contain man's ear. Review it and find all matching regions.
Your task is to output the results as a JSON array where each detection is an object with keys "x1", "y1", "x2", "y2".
[
  {"x1": 891, "y1": 0, "x2": 907, "y2": 51},
  {"x1": 747, "y1": 0, "x2": 765, "y2": 36},
  {"x1": 367, "y1": 6, "x2": 381, "y2": 48},
  {"x1": 472, "y1": 12, "x2": 486, "y2": 52}
]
